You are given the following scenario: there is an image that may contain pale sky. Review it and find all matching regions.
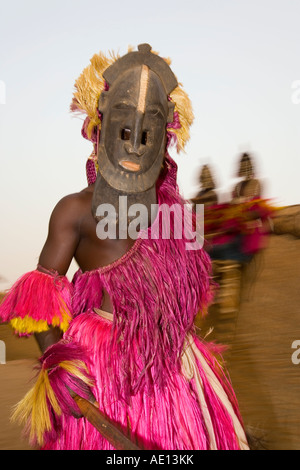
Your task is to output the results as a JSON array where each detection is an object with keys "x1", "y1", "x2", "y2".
[{"x1": 0, "y1": 0, "x2": 299, "y2": 289}]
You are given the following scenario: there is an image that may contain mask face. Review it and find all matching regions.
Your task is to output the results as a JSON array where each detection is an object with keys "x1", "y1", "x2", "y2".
[
  {"x1": 238, "y1": 158, "x2": 254, "y2": 179},
  {"x1": 97, "y1": 65, "x2": 169, "y2": 193}
]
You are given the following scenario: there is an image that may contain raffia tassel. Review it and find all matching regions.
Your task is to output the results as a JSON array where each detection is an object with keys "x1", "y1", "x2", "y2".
[
  {"x1": 10, "y1": 312, "x2": 71, "y2": 336},
  {"x1": 169, "y1": 85, "x2": 194, "y2": 152},
  {"x1": 11, "y1": 367, "x2": 62, "y2": 447},
  {"x1": 11, "y1": 341, "x2": 95, "y2": 447},
  {"x1": 0, "y1": 269, "x2": 73, "y2": 336}
]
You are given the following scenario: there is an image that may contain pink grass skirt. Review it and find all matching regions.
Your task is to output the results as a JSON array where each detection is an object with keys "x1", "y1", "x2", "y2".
[{"x1": 43, "y1": 309, "x2": 248, "y2": 450}]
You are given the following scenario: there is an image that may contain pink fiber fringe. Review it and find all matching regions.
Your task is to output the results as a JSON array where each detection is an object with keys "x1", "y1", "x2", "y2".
[
  {"x1": 21, "y1": 341, "x2": 95, "y2": 447},
  {"x1": 0, "y1": 269, "x2": 73, "y2": 330},
  {"x1": 72, "y1": 154, "x2": 214, "y2": 402},
  {"x1": 43, "y1": 312, "x2": 244, "y2": 450},
  {"x1": 36, "y1": 154, "x2": 246, "y2": 450}
]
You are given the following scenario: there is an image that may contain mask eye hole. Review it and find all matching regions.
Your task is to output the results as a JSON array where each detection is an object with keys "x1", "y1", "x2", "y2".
[
  {"x1": 141, "y1": 131, "x2": 148, "y2": 145},
  {"x1": 121, "y1": 128, "x2": 131, "y2": 140}
]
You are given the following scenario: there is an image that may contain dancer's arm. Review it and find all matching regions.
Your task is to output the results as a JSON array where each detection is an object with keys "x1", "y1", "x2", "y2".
[{"x1": 34, "y1": 195, "x2": 82, "y2": 353}]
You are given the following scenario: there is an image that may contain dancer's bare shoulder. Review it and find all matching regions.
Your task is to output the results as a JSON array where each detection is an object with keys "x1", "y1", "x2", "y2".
[
  {"x1": 38, "y1": 186, "x2": 96, "y2": 275},
  {"x1": 49, "y1": 185, "x2": 95, "y2": 227}
]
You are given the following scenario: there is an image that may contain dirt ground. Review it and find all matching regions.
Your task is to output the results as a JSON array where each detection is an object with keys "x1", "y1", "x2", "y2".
[
  {"x1": 0, "y1": 330, "x2": 40, "y2": 450},
  {"x1": 0, "y1": 233, "x2": 299, "y2": 450}
]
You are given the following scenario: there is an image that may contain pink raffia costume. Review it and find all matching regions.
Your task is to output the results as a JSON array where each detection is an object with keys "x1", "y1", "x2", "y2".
[{"x1": 0, "y1": 45, "x2": 249, "y2": 450}]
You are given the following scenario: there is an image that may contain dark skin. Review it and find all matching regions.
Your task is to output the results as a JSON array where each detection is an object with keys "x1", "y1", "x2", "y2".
[{"x1": 34, "y1": 183, "x2": 136, "y2": 353}]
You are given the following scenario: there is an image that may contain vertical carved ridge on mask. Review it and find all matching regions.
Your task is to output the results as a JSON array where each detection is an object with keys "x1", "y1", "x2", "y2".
[{"x1": 137, "y1": 65, "x2": 149, "y2": 113}]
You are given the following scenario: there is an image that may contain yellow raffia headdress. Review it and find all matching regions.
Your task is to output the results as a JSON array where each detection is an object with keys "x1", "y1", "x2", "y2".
[{"x1": 70, "y1": 46, "x2": 194, "y2": 154}]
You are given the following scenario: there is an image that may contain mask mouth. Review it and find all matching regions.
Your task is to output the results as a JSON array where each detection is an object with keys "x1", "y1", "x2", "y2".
[{"x1": 119, "y1": 160, "x2": 141, "y2": 172}]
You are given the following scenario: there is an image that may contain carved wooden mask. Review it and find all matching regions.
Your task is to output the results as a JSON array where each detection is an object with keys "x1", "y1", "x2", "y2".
[{"x1": 96, "y1": 44, "x2": 178, "y2": 194}]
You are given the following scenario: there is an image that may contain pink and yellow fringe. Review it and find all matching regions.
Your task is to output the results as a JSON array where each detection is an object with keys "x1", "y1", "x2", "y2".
[{"x1": 0, "y1": 269, "x2": 73, "y2": 336}]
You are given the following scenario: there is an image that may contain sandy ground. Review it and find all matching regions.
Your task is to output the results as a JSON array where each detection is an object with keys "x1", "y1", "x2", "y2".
[
  {"x1": 0, "y1": 330, "x2": 40, "y2": 450},
  {"x1": 0, "y1": 233, "x2": 299, "y2": 450}
]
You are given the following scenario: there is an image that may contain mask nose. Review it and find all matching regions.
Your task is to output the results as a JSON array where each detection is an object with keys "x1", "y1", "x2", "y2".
[{"x1": 123, "y1": 111, "x2": 147, "y2": 157}]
